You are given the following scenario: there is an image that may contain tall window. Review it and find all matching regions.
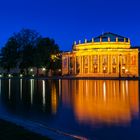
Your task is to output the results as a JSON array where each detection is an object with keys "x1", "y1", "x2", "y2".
[
  {"x1": 131, "y1": 55, "x2": 136, "y2": 65},
  {"x1": 84, "y1": 56, "x2": 88, "y2": 66},
  {"x1": 103, "y1": 55, "x2": 108, "y2": 65},
  {"x1": 122, "y1": 56, "x2": 126, "y2": 65},
  {"x1": 112, "y1": 56, "x2": 116, "y2": 65},
  {"x1": 69, "y1": 57, "x2": 73, "y2": 68},
  {"x1": 93, "y1": 55, "x2": 98, "y2": 64},
  {"x1": 76, "y1": 57, "x2": 80, "y2": 73},
  {"x1": 62, "y1": 57, "x2": 68, "y2": 68}
]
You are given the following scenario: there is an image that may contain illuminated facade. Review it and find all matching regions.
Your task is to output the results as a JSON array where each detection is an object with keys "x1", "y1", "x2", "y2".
[{"x1": 62, "y1": 33, "x2": 139, "y2": 77}]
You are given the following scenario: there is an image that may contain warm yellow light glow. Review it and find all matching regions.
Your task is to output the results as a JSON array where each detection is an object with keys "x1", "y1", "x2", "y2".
[
  {"x1": 51, "y1": 82, "x2": 58, "y2": 114},
  {"x1": 62, "y1": 80, "x2": 139, "y2": 125},
  {"x1": 62, "y1": 33, "x2": 139, "y2": 77},
  {"x1": 125, "y1": 69, "x2": 128, "y2": 73}
]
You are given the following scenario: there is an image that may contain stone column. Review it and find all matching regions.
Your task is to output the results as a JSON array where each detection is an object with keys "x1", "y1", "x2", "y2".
[
  {"x1": 74, "y1": 56, "x2": 76, "y2": 74},
  {"x1": 98, "y1": 55, "x2": 100, "y2": 73},
  {"x1": 81, "y1": 56, "x2": 83, "y2": 74},
  {"x1": 91, "y1": 55, "x2": 93, "y2": 73},
  {"x1": 88, "y1": 56, "x2": 90, "y2": 74}
]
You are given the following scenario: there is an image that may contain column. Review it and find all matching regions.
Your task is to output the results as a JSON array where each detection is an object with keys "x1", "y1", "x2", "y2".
[
  {"x1": 79, "y1": 56, "x2": 81, "y2": 74},
  {"x1": 100, "y1": 55, "x2": 102, "y2": 74},
  {"x1": 81, "y1": 56, "x2": 83, "y2": 74},
  {"x1": 68, "y1": 56, "x2": 70, "y2": 74},
  {"x1": 98, "y1": 54, "x2": 100, "y2": 73},
  {"x1": 91, "y1": 55, "x2": 93, "y2": 73},
  {"x1": 108, "y1": 55, "x2": 109, "y2": 74},
  {"x1": 88, "y1": 56, "x2": 90, "y2": 74},
  {"x1": 74, "y1": 56, "x2": 76, "y2": 74}
]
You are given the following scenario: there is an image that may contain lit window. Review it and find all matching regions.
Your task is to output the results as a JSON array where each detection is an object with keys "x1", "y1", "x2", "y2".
[
  {"x1": 131, "y1": 55, "x2": 136, "y2": 65},
  {"x1": 112, "y1": 56, "x2": 116, "y2": 65},
  {"x1": 122, "y1": 56, "x2": 126, "y2": 65},
  {"x1": 103, "y1": 56, "x2": 108, "y2": 65},
  {"x1": 93, "y1": 55, "x2": 98, "y2": 64},
  {"x1": 84, "y1": 56, "x2": 88, "y2": 66},
  {"x1": 63, "y1": 57, "x2": 67, "y2": 68}
]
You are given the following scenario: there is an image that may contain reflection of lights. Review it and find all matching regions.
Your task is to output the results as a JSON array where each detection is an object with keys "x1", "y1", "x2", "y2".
[
  {"x1": 51, "y1": 83, "x2": 57, "y2": 114},
  {"x1": 69, "y1": 80, "x2": 139, "y2": 125},
  {"x1": 32, "y1": 74, "x2": 34, "y2": 77},
  {"x1": 103, "y1": 81, "x2": 106, "y2": 101},
  {"x1": 126, "y1": 80, "x2": 128, "y2": 95},
  {"x1": 20, "y1": 79, "x2": 22, "y2": 100},
  {"x1": 30, "y1": 79, "x2": 34, "y2": 104},
  {"x1": 0, "y1": 74, "x2": 2, "y2": 77},
  {"x1": 0, "y1": 79, "x2": 1, "y2": 95},
  {"x1": 122, "y1": 81, "x2": 125, "y2": 99},
  {"x1": 30, "y1": 68, "x2": 33, "y2": 72},
  {"x1": 94, "y1": 81, "x2": 97, "y2": 97},
  {"x1": 59, "y1": 79, "x2": 61, "y2": 96},
  {"x1": 85, "y1": 80, "x2": 88, "y2": 96},
  {"x1": 113, "y1": 81, "x2": 116, "y2": 95},
  {"x1": 8, "y1": 79, "x2": 11, "y2": 99},
  {"x1": 42, "y1": 80, "x2": 46, "y2": 107},
  {"x1": 20, "y1": 74, "x2": 23, "y2": 77}
]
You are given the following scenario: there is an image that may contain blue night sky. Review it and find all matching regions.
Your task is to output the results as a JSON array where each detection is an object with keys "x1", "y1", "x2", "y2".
[{"x1": 0, "y1": 0, "x2": 140, "y2": 51}]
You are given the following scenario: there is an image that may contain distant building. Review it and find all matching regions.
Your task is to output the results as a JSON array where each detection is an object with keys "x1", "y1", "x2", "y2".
[{"x1": 62, "y1": 32, "x2": 139, "y2": 77}]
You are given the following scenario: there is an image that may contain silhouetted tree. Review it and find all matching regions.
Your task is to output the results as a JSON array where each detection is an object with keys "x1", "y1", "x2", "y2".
[
  {"x1": 1, "y1": 37, "x2": 19, "y2": 72},
  {"x1": 34, "y1": 37, "x2": 61, "y2": 75},
  {"x1": 13, "y1": 29, "x2": 41, "y2": 74},
  {"x1": 1, "y1": 28, "x2": 62, "y2": 76}
]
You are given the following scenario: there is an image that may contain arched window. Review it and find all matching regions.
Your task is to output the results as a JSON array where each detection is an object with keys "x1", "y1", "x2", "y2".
[
  {"x1": 122, "y1": 56, "x2": 126, "y2": 65},
  {"x1": 84, "y1": 56, "x2": 88, "y2": 66},
  {"x1": 131, "y1": 55, "x2": 136, "y2": 65},
  {"x1": 112, "y1": 56, "x2": 116, "y2": 65},
  {"x1": 103, "y1": 55, "x2": 107, "y2": 65},
  {"x1": 93, "y1": 55, "x2": 98, "y2": 64}
]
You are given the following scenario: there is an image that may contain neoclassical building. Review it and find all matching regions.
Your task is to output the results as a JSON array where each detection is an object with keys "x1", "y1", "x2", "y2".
[{"x1": 62, "y1": 33, "x2": 139, "y2": 77}]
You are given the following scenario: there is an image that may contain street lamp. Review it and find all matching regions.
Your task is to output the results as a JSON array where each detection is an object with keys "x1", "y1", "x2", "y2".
[
  {"x1": 42, "y1": 67, "x2": 46, "y2": 71},
  {"x1": 30, "y1": 68, "x2": 33, "y2": 72}
]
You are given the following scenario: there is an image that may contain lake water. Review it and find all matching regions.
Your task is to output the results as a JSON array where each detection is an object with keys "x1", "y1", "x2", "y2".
[{"x1": 0, "y1": 79, "x2": 139, "y2": 140}]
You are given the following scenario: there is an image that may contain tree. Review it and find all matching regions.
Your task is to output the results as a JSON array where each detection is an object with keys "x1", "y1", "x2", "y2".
[
  {"x1": 35, "y1": 37, "x2": 61, "y2": 75},
  {"x1": 13, "y1": 29, "x2": 41, "y2": 74},
  {"x1": 1, "y1": 37, "x2": 19, "y2": 73}
]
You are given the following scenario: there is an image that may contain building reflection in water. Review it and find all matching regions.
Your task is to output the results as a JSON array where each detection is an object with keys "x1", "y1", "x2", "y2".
[
  {"x1": 0, "y1": 79, "x2": 1, "y2": 95},
  {"x1": 62, "y1": 80, "x2": 139, "y2": 126},
  {"x1": 51, "y1": 82, "x2": 58, "y2": 114}
]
